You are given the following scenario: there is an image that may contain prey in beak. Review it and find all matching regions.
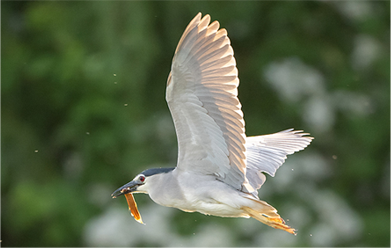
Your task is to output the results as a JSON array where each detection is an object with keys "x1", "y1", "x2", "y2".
[
  {"x1": 111, "y1": 181, "x2": 139, "y2": 198},
  {"x1": 111, "y1": 181, "x2": 144, "y2": 224}
]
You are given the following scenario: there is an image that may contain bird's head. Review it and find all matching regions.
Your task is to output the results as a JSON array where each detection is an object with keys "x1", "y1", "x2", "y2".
[{"x1": 111, "y1": 167, "x2": 175, "y2": 198}]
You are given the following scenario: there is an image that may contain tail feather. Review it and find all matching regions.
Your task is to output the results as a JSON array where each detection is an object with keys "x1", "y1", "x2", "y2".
[{"x1": 241, "y1": 199, "x2": 296, "y2": 235}]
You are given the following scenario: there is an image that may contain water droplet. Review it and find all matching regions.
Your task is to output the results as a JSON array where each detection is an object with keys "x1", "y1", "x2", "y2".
[{"x1": 34, "y1": 150, "x2": 39, "y2": 153}]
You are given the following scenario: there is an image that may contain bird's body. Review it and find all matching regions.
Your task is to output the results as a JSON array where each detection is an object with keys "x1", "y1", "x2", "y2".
[
  {"x1": 145, "y1": 170, "x2": 251, "y2": 217},
  {"x1": 112, "y1": 13, "x2": 313, "y2": 234}
]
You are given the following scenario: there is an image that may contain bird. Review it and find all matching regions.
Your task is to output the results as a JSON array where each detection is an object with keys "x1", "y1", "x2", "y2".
[{"x1": 112, "y1": 12, "x2": 313, "y2": 235}]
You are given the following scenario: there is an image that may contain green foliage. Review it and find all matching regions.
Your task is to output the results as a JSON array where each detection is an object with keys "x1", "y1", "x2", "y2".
[{"x1": 2, "y1": 1, "x2": 389, "y2": 246}]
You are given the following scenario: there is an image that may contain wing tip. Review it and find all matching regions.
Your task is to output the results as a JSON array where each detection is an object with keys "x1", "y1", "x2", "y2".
[
  {"x1": 194, "y1": 12, "x2": 202, "y2": 22},
  {"x1": 282, "y1": 128, "x2": 314, "y2": 141}
]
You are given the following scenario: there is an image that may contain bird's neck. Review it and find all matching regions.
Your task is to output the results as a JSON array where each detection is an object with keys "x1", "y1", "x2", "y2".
[{"x1": 147, "y1": 169, "x2": 186, "y2": 208}]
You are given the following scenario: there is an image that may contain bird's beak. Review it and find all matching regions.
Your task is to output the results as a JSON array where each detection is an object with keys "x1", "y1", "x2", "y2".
[{"x1": 111, "y1": 181, "x2": 138, "y2": 198}]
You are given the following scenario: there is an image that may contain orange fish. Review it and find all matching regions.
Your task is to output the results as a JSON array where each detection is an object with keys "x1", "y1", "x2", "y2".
[{"x1": 124, "y1": 193, "x2": 144, "y2": 224}]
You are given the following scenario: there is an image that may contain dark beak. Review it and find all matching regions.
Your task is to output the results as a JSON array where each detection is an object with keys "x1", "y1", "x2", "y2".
[{"x1": 111, "y1": 181, "x2": 139, "y2": 198}]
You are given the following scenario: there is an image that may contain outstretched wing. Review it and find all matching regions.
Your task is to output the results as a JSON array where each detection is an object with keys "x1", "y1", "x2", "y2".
[
  {"x1": 166, "y1": 13, "x2": 253, "y2": 192},
  {"x1": 245, "y1": 129, "x2": 313, "y2": 195}
]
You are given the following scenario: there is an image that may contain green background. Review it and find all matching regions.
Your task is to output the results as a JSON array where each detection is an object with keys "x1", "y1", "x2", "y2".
[{"x1": 2, "y1": 1, "x2": 390, "y2": 247}]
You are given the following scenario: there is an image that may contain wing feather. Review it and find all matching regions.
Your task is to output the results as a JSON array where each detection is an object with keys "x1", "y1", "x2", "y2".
[
  {"x1": 166, "y1": 13, "x2": 252, "y2": 192},
  {"x1": 245, "y1": 129, "x2": 313, "y2": 194},
  {"x1": 166, "y1": 13, "x2": 313, "y2": 196}
]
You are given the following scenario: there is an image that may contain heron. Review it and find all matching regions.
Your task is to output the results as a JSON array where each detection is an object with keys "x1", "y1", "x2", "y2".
[{"x1": 112, "y1": 13, "x2": 313, "y2": 234}]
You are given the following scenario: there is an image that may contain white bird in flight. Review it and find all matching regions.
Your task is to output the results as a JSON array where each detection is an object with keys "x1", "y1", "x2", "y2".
[{"x1": 112, "y1": 13, "x2": 313, "y2": 235}]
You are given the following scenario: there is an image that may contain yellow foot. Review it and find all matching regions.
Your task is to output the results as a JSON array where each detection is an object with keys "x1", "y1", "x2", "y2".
[
  {"x1": 262, "y1": 214, "x2": 296, "y2": 235},
  {"x1": 242, "y1": 206, "x2": 296, "y2": 235}
]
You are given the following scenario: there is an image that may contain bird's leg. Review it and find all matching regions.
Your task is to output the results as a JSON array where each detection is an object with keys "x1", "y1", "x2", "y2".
[{"x1": 241, "y1": 201, "x2": 296, "y2": 235}]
